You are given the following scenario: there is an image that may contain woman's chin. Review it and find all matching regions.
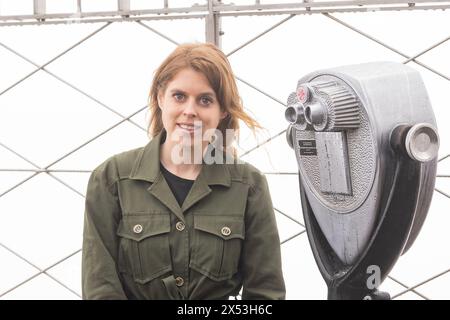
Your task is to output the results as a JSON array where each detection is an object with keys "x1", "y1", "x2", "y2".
[{"x1": 170, "y1": 129, "x2": 203, "y2": 144}]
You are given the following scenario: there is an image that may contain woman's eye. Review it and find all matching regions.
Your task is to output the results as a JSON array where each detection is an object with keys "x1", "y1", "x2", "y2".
[
  {"x1": 173, "y1": 93, "x2": 185, "y2": 102},
  {"x1": 200, "y1": 96, "x2": 212, "y2": 105}
]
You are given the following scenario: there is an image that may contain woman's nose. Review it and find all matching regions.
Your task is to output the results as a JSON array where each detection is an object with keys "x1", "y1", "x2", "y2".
[{"x1": 183, "y1": 99, "x2": 198, "y2": 117}]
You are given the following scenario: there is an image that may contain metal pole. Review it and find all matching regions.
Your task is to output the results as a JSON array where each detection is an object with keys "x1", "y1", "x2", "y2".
[
  {"x1": 33, "y1": 0, "x2": 46, "y2": 21},
  {"x1": 205, "y1": 0, "x2": 222, "y2": 48},
  {"x1": 118, "y1": 0, "x2": 130, "y2": 17},
  {"x1": 33, "y1": 0, "x2": 46, "y2": 15}
]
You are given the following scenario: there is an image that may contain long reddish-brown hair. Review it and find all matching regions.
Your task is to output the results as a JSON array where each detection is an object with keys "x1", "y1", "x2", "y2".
[{"x1": 148, "y1": 43, "x2": 261, "y2": 154}]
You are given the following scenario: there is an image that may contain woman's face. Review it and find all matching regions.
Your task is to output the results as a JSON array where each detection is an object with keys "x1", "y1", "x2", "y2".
[{"x1": 158, "y1": 68, "x2": 227, "y2": 147}]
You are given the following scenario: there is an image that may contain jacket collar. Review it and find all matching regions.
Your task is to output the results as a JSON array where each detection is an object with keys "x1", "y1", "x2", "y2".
[{"x1": 129, "y1": 130, "x2": 232, "y2": 187}]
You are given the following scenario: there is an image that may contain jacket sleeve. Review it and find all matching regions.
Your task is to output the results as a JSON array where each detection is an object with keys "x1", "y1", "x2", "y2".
[
  {"x1": 82, "y1": 163, "x2": 127, "y2": 299},
  {"x1": 240, "y1": 169, "x2": 286, "y2": 300}
]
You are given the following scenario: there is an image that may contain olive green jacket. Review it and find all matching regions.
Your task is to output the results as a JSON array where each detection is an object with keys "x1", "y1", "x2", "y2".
[{"x1": 82, "y1": 131, "x2": 285, "y2": 300}]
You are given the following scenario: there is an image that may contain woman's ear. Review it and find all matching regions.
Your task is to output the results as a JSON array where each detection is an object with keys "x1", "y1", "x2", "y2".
[{"x1": 220, "y1": 111, "x2": 228, "y2": 120}]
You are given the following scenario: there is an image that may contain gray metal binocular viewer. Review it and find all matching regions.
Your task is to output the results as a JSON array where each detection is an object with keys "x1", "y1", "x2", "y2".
[{"x1": 285, "y1": 62, "x2": 439, "y2": 300}]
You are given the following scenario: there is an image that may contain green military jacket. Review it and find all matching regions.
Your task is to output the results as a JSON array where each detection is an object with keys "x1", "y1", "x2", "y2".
[{"x1": 82, "y1": 131, "x2": 286, "y2": 300}]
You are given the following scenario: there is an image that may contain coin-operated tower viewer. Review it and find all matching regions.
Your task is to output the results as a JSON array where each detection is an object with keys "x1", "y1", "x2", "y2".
[{"x1": 285, "y1": 62, "x2": 439, "y2": 300}]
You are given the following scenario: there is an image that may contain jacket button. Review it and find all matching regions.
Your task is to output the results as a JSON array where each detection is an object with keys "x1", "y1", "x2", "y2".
[
  {"x1": 221, "y1": 226, "x2": 231, "y2": 236},
  {"x1": 175, "y1": 276, "x2": 184, "y2": 287},
  {"x1": 133, "y1": 224, "x2": 143, "y2": 234},
  {"x1": 175, "y1": 221, "x2": 185, "y2": 231}
]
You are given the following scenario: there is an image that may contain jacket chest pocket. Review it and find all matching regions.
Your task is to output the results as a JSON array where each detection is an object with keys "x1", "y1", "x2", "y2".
[
  {"x1": 190, "y1": 215, "x2": 245, "y2": 281},
  {"x1": 116, "y1": 215, "x2": 172, "y2": 284}
]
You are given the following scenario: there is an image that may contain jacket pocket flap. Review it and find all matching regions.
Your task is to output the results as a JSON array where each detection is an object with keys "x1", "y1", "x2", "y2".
[
  {"x1": 194, "y1": 215, "x2": 245, "y2": 240},
  {"x1": 117, "y1": 215, "x2": 170, "y2": 242}
]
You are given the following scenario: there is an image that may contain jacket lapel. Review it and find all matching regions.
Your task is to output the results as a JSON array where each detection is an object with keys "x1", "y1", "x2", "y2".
[
  {"x1": 128, "y1": 131, "x2": 184, "y2": 221},
  {"x1": 147, "y1": 173, "x2": 185, "y2": 222},
  {"x1": 182, "y1": 158, "x2": 232, "y2": 212}
]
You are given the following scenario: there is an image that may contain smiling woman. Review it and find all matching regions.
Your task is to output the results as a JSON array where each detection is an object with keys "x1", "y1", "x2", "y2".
[
  {"x1": 81, "y1": 43, "x2": 286, "y2": 300},
  {"x1": 149, "y1": 43, "x2": 261, "y2": 163},
  {"x1": 157, "y1": 68, "x2": 227, "y2": 176}
]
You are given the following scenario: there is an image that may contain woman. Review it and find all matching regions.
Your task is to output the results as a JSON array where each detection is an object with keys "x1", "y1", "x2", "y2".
[{"x1": 82, "y1": 43, "x2": 285, "y2": 300}]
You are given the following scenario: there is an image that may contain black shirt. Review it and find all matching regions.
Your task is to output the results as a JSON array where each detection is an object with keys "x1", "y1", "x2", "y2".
[{"x1": 160, "y1": 163, "x2": 195, "y2": 207}]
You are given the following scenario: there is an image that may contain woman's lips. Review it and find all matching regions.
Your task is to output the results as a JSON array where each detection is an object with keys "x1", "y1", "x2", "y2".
[{"x1": 177, "y1": 123, "x2": 201, "y2": 133}]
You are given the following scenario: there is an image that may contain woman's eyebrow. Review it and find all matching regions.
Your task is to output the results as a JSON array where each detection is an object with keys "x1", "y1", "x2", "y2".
[
  {"x1": 169, "y1": 88, "x2": 186, "y2": 94},
  {"x1": 169, "y1": 88, "x2": 215, "y2": 97}
]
